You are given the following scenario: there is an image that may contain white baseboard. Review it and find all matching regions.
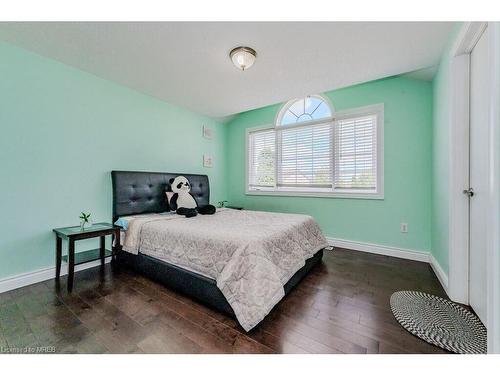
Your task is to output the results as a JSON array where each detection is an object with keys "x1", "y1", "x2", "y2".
[
  {"x1": 327, "y1": 237, "x2": 430, "y2": 263},
  {"x1": 0, "y1": 258, "x2": 111, "y2": 294},
  {"x1": 429, "y1": 253, "x2": 449, "y2": 294}
]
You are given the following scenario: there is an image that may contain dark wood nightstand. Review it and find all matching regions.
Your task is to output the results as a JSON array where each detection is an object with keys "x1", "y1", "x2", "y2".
[{"x1": 53, "y1": 222, "x2": 121, "y2": 292}]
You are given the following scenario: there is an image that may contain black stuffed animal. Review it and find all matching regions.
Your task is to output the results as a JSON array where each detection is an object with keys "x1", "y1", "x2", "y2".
[{"x1": 167, "y1": 175, "x2": 216, "y2": 217}]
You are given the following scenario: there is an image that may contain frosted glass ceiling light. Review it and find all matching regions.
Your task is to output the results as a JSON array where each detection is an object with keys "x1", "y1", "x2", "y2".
[{"x1": 230, "y1": 46, "x2": 257, "y2": 71}]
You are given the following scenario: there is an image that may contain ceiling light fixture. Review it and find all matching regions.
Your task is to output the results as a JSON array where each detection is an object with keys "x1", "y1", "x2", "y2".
[{"x1": 229, "y1": 46, "x2": 257, "y2": 71}]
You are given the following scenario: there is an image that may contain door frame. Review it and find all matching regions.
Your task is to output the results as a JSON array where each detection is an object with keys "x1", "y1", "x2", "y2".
[
  {"x1": 448, "y1": 21, "x2": 500, "y2": 353},
  {"x1": 487, "y1": 22, "x2": 500, "y2": 354}
]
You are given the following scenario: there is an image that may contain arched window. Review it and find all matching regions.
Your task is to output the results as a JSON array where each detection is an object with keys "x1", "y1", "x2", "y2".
[
  {"x1": 247, "y1": 95, "x2": 384, "y2": 199},
  {"x1": 276, "y1": 95, "x2": 333, "y2": 126}
]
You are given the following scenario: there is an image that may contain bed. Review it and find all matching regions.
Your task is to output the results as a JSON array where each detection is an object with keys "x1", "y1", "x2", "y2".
[{"x1": 112, "y1": 171, "x2": 327, "y2": 331}]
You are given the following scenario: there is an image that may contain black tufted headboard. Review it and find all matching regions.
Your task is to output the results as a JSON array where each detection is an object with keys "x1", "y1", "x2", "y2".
[{"x1": 111, "y1": 171, "x2": 210, "y2": 222}]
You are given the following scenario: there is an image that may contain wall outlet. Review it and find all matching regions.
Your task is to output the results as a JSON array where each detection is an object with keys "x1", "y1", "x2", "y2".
[
  {"x1": 203, "y1": 125, "x2": 213, "y2": 139},
  {"x1": 400, "y1": 223, "x2": 408, "y2": 233},
  {"x1": 203, "y1": 154, "x2": 213, "y2": 168}
]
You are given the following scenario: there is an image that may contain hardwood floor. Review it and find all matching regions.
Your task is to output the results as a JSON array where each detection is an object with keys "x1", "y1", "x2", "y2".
[{"x1": 0, "y1": 248, "x2": 449, "y2": 354}]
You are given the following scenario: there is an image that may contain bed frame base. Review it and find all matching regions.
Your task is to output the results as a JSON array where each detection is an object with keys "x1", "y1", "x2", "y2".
[{"x1": 116, "y1": 249, "x2": 324, "y2": 321}]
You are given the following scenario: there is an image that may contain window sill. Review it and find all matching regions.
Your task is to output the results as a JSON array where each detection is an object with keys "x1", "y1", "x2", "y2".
[{"x1": 245, "y1": 189, "x2": 384, "y2": 200}]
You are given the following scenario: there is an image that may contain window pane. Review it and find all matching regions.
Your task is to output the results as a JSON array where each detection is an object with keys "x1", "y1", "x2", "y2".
[
  {"x1": 311, "y1": 101, "x2": 331, "y2": 120},
  {"x1": 248, "y1": 129, "x2": 275, "y2": 188},
  {"x1": 288, "y1": 99, "x2": 305, "y2": 117},
  {"x1": 334, "y1": 115, "x2": 377, "y2": 190},
  {"x1": 277, "y1": 122, "x2": 332, "y2": 188},
  {"x1": 305, "y1": 96, "x2": 322, "y2": 113},
  {"x1": 281, "y1": 110, "x2": 297, "y2": 125}
]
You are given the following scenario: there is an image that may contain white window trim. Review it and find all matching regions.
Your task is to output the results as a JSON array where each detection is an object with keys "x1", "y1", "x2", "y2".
[{"x1": 245, "y1": 103, "x2": 384, "y2": 200}]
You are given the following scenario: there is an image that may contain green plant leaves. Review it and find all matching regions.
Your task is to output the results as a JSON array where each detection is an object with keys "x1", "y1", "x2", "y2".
[{"x1": 80, "y1": 212, "x2": 91, "y2": 222}]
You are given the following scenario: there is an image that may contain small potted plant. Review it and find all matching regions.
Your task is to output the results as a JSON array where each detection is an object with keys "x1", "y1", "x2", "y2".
[{"x1": 79, "y1": 212, "x2": 92, "y2": 230}]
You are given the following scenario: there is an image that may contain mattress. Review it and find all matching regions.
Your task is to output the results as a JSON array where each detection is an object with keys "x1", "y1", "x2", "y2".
[
  {"x1": 117, "y1": 208, "x2": 328, "y2": 331},
  {"x1": 116, "y1": 213, "x2": 214, "y2": 279}
]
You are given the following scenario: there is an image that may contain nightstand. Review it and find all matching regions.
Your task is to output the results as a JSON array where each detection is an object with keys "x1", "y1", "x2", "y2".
[{"x1": 53, "y1": 222, "x2": 121, "y2": 292}]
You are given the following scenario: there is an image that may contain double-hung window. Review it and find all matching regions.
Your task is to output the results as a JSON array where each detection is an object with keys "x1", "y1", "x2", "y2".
[{"x1": 246, "y1": 95, "x2": 384, "y2": 199}]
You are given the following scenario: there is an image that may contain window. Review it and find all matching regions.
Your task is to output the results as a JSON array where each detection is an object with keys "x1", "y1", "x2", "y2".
[
  {"x1": 248, "y1": 128, "x2": 275, "y2": 189},
  {"x1": 278, "y1": 95, "x2": 333, "y2": 125},
  {"x1": 246, "y1": 97, "x2": 384, "y2": 199},
  {"x1": 334, "y1": 114, "x2": 378, "y2": 190}
]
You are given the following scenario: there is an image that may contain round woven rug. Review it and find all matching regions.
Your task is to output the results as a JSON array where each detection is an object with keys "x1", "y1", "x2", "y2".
[{"x1": 390, "y1": 291, "x2": 486, "y2": 354}]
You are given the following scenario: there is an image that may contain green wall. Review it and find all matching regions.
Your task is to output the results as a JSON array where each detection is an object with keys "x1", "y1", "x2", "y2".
[
  {"x1": 225, "y1": 76, "x2": 433, "y2": 252},
  {"x1": 0, "y1": 42, "x2": 226, "y2": 280},
  {"x1": 430, "y1": 24, "x2": 462, "y2": 274}
]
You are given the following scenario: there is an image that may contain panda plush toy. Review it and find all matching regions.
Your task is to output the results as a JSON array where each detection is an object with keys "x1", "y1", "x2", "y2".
[{"x1": 167, "y1": 175, "x2": 216, "y2": 218}]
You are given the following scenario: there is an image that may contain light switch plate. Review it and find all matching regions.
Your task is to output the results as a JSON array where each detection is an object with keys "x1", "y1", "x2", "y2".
[
  {"x1": 203, "y1": 154, "x2": 213, "y2": 168},
  {"x1": 203, "y1": 125, "x2": 213, "y2": 139},
  {"x1": 400, "y1": 223, "x2": 408, "y2": 233}
]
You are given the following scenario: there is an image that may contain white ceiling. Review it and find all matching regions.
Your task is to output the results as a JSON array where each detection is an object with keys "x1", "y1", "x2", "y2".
[{"x1": 0, "y1": 22, "x2": 455, "y2": 118}]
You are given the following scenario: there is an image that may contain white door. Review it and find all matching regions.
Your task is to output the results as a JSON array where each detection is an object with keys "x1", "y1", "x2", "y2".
[{"x1": 469, "y1": 26, "x2": 489, "y2": 325}]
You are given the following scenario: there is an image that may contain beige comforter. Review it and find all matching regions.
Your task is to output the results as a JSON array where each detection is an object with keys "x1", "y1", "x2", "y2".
[{"x1": 120, "y1": 208, "x2": 328, "y2": 331}]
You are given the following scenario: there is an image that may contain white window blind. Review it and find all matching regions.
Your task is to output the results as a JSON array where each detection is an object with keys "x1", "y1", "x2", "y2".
[
  {"x1": 248, "y1": 129, "x2": 276, "y2": 189},
  {"x1": 334, "y1": 114, "x2": 377, "y2": 190},
  {"x1": 277, "y1": 122, "x2": 333, "y2": 188}
]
